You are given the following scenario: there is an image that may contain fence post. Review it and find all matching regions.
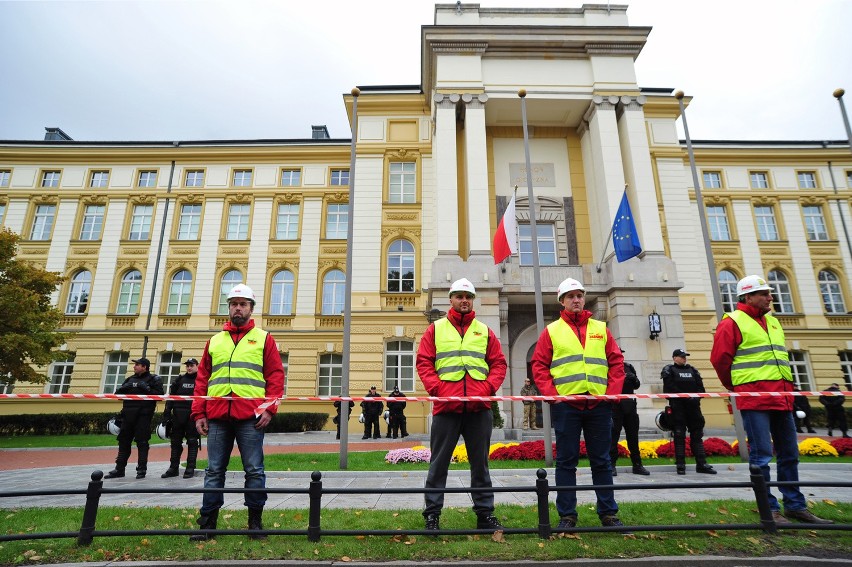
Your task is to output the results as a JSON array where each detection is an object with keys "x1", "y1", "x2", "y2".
[
  {"x1": 748, "y1": 464, "x2": 778, "y2": 535},
  {"x1": 308, "y1": 470, "x2": 323, "y2": 542},
  {"x1": 77, "y1": 470, "x2": 104, "y2": 546},
  {"x1": 535, "y1": 468, "x2": 552, "y2": 539}
]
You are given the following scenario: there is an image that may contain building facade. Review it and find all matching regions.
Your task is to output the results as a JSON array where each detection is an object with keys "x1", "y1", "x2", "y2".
[{"x1": 1, "y1": 3, "x2": 851, "y2": 430}]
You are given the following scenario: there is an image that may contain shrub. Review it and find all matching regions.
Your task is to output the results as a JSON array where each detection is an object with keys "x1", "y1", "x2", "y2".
[
  {"x1": 799, "y1": 437, "x2": 838, "y2": 457},
  {"x1": 639, "y1": 439, "x2": 670, "y2": 459},
  {"x1": 267, "y1": 412, "x2": 328, "y2": 433},
  {"x1": 703, "y1": 437, "x2": 737, "y2": 456},
  {"x1": 655, "y1": 441, "x2": 693, "y2": 458},
  {"x1": 491, "y1": 440, "x2": 556, "y2": 461},
  {"x1": 831, "y1": 437, "x2": 852, "y2": 456},
  {"x1": 614, "y1": 441, "x2": 630, "y2": 458},
  {"x1": 491, "y1": 401, "x2": 504, "y2": 429}
]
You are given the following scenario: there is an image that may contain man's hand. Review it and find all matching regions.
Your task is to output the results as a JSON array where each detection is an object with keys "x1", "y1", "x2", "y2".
[
  {"x1": 255, "y1": 410, "x2": 273, "y2": 429},
  {"x1": 196, "y1": 417, "x2": 209, "y2": 436}
]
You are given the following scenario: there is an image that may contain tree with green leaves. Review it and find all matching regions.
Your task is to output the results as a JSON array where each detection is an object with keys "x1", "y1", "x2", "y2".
[{"x1": 0, "y1": 228, "x2": 70, "y2": 386}]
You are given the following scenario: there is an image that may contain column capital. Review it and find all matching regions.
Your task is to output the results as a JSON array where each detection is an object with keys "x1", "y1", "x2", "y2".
[
  {"x1": 618, "y1": 95, "x2": 647, "y2": 111},
  {"x1": 582, "y1": 95, "x2": 619, "y2": 123}
]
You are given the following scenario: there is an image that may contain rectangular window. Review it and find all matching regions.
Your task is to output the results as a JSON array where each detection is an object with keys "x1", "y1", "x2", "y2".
[
  {"x1": 233, "y1": 169, "x2": 252, "y2": 187},
  {"x1": 385, "y1": 340, "x2": 415, "y2": 392},
  {"x1": 79, "y1": 204, "x2": 105, "y2": 240},
  {"x1": 90, "y1": 171, "x2": 109, "y2": 188},
  {"x1": 177, "y1": 203, "x2": 201, "y2": 240},
  {"x1": 47, "y1": 359, "x2": 74, "y2": 394},
  {"x1": 754, "y1": 205, "x2": 779, "y2": 241},
  {"x1": 41, "y1": 171, "x2": 60, "y2": 188},
  {"x1": 519, "y1": 223, "x2": 557, "y2": 266},
  {"x1": 137, "y1": 170, "x2": 157, "y2": 188},
  {"x1": 749, "y1": 171, "x2": 769, "y2": 189},
  {"x1": 185, "y1": 170, "x2": 204, "y2": 187},
  {"x1": 280, "y1": 169, "x2": 301, "y2": 187},
  {"x1": 788, "y1": 351, "x2": 813, "y2": 391},
  {"x1": 226, "y1": 203, "x2": 250, "y2": 239},
  {"x1": 707, "y1": 205, "x2": 731, "y2": 241},
  {"x1": 318, "y1": 353, "x2": 343, "y2": 396},
  {"x1": 103, "y1": 352, "x2": 129, "y2": 394},
  {"x1": 797, "y1": 171, "x2": 817, "y2": 189},
  {"x1": 0, "y1": 170, "x2": 10, "y2": 187},
  {"x1": 840, "y1": 351, "x2": 852, "y2": 391},
  {"x1": 330, "y1": 169, "x2": 349, "y2": 186},
  {"x1": 389, "y1": 162, "x2": 416, "y2": 203},
  {"x1": 325, "y1": 203, "x2": 348, "y2": 239},
  {"x1": 703, "y1": 171, "x2": 722, "y2": 189},
  {"x1": 276, "y1": 203, "x2": 300, "y2": 240},
  {"x1": 129, "y1": 204, "x2": 153, "y2": 240},
  {"x1": 157, "y1": 352, "x2": 182, "y2": 393},
  {"x1": 803, "y1": 205, "x2": 828, "y2": 241},
  {"x1": 30, "y1": 204, "x2": 56, "y2": 240}
]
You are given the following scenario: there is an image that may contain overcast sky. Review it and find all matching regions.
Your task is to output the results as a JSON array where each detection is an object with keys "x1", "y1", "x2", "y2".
[{"x1": 1, "y1": 0, "x2": 851, "y2": 143}]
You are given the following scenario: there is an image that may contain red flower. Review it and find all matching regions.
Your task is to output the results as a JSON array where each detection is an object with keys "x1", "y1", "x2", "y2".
[
  {"x1": 831, "y1": 437, "x2": 852, "y2": 456},
  {"x1": 702, "y1": 437, "x2": 737, "y2": 457}
]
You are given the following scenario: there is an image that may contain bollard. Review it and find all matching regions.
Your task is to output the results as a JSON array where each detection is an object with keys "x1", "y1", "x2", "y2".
[
  {"x1": 77, "y1": 470, "x2": 105, "y2": 546},
  {"x1": 748, "y1": 464, "x2": 778, "y2": 535},
  {"x1": 308, "y1": 470, "x2": 323, "y2": 542},
  {"x1": 535, "y1": 468, "x2": 552, "y2": 539}
]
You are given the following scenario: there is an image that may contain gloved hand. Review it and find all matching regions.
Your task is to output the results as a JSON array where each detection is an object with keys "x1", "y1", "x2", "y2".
[{"x1": 139, "y1": 382, "x2": 151, "y2": 393}]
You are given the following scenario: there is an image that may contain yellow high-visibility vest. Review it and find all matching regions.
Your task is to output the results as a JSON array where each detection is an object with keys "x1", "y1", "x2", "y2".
[
  {"x1": 207, "y1": 327, "x2": 268, "y2": 398},
  {"x1": 434, "y1": 318, "x2": 489, "y2": 381},
  {"x1": 726, "y1": 310, "x2": 791, "y2": 386},
  {"x1": 546, "y1": 318, "x2": 608, "y2": 395}
]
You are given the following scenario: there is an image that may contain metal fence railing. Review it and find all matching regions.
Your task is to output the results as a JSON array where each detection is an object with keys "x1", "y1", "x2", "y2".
[{"x1": 1, "y1": 465, "x2": 850, "y2": 544}]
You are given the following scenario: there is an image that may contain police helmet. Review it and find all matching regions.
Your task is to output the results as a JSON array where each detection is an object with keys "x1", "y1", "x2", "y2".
[
  {"x1": 156, "y1": 421, "x2": 172, "y2": 440},
  {"x1": 383, "y1": 410, "x2": 390, "y2": 424},
  {"x1": 655, "y1": 408, "x2": 673, "y2": 432},
  {"x1": 107, "y1": 415, "x2": 122, "y2": 436}
]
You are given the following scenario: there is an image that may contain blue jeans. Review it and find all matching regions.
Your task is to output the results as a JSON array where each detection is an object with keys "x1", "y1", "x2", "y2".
[
  {"x1": 200, "y1": 418, "x2": 267, "y2": 514},
  {"x1": 740, "y1": 409, "x2": 806, "y2": 512},
  {"x1": 551, "y1": 402, "x2": 618, "y2": 519}
]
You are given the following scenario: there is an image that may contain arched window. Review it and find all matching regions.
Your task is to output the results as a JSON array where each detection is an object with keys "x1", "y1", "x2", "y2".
[
  {"x1": 321, "y1": 270, "x2": 345, "y2": 315},
  {"x1": 217, "y1": 270, "x2": 243, "y2": 314},
  {"x1": 167, "y1": 270, "x2": 193, "y2": 315},
  {"x1": 767, "y1": 270, "x2": 794, "y2": 314},
  {"x1": 387, "y1": 239, "x2": 415, "y2": 293},
  {"x1": 66, "y1": 270, "x2": 91, "y2": 314},
  {"x1": 116, "y1": 270, "x2": 142, "y2": 314},
  {"x1": 270, "y1": 270, "x2": 295, "y2": 315},
  {"x1": 718, "y1": 270, "x2": 738, "y2": 313},
  {"x1": 819, "y1": 270, "x2": 847, "y2": 314}
]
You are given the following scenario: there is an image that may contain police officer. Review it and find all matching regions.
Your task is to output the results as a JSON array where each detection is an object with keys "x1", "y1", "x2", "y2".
[
  {"x1": 161, "y1": 358, "x2": 201, "y2": 479},
  {"x1": 386, "y1": 385, "x2": 408, "y2": 439},
  {"x1": 610, "y1": 350, "x2": 649, "y2": 476},
  {"x1": 106, "y1": 358, "x2": 164, "y2": 479},
  {"x1": 661, "y1": 349, "x2": 716, "y2": 475},
  {"x1": 361, "y1": 385, "x2": 383, "y2": 439},
  {"x1": 334, "y1": 399, "x2": 355, "y2": 439}
]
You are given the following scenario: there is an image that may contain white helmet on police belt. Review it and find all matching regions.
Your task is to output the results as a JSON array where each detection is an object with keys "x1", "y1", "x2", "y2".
[
  {"x1": 227, "y1": 284, "x2": 256, "y2": 302},
  {"x1": 156, "y1": 422, "x2": 171, "y2": 440},
  {"x1": 736, "y1": 275, "x2": 772, "y2": 298},
  {"x1": 556, "y1": 278, "x2": 585, "y2": 302},
  {"x1": 107, "y1": 416, "x2": 122, "y2": 436},
  {"x1": 448, "y1": 278, "x2": 476, "y2": 298}
]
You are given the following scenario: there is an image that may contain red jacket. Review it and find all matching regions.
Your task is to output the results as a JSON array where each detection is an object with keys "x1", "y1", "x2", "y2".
[
  {"x1": 416, "y1": 308, "x2": 507, "y2": 415},
  {"x1": 190, "y1": 319, "x2": 286, "y2": 422},
  {"x1": 710, "y1": 302, "x2": 794, "y2": 412},
  {"x1": 530, "y1": 309, "x2": 625, "y2": 409}
]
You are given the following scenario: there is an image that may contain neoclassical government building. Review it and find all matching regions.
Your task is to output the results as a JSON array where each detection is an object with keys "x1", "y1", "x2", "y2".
[{"x1": 1, "y1": 3, "x2": 851, "y2": 431}]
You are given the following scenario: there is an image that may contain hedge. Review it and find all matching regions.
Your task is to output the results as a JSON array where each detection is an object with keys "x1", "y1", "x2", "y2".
[{"x1": 0, "y1": 412, "x2": 329, "y2": 436}]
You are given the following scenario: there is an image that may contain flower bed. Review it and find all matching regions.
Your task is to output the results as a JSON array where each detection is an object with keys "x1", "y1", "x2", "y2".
[{"x1": 385, "y1": 446, "x2": 431, "y2": 464}]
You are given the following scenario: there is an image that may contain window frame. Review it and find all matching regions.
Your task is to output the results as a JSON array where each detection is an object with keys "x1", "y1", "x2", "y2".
[
  {"x1": 325, "y1": 202, "x2": 348, "y2": 239},
  {"x1": 157, "y1": 352, "x2": 183, "y2": 393},
  {"x1": 818, "y1": 269, "x2": 846, "y2": 314},
  {"x1": 797, "y1": 171, "x2": 818, "y2": 189},
  {"x1": 384, "y1": 340, "x2": 415, "y2": 392},
  {"x1": 787, "y1": 351, "x2": 813, "y2": 391},
  {"x1": 0, "y1": 169, "x2": 11, "y2": 188},
  {"x1": 280, "y1": 168, "x2": 302, "y2": 187},
  {"x1": 47, "y1": 358, "x2": 75, "y2": 394},
  {"x1": 387, "y1": 239, "x2": 415, "y2": 293},
  {"x1": 802, "y1": 204, "x2": 829, "y2": 241},
  {"x1": 269, "y1": 269, "x2": 295, "y2": 315},
  {"x1": 388, "y1": 161, "x2": 416, "y2": 204},
  {"x1": 89, "y1": 170, "x2": 110, "y2": 188},
  {"x1": 128, "y1": 203, "x2": 153, "y2": 241},
  {"x1": 30, "y1": 203, "x2": 56, "y2": 241},
  {"x1": 518, "y1": 223, "x2": 557, "y2": 266},
  {"x1": 232, "y1": 169, "x2": 253, "y2": 187},
  {"x1": 767, "y1": 269, "x2": 794, "y2": 314},
  {"x1": 40, "y1": 170, "x2": 61, "y2": 188},
  {"x1": 749, "y1": 171, "x2": 770, "y2": 189},
  {"x1": 185, "y1": 169, "x2": 205, "y2": 188},
  {"x1": 137, "y1": 170, "x2": 158, "y2": 188},
  {"x1": 330, "y1": 169, "x2": 349, "y2": 186},
  {"x1": 321, "y1": 269, "x2": 346, "y2": 315},
  {"x1": 706, "y1": 205, "x2": 732, "y2": 241},
  {"x1": 65, "y1": 270, "x2": 92, "y2": 314},
  {"x1": 102, "y1": 352, "x2": 129, "y2": 394},
  {"x1": 176, "y1": 203, "x2": 201, "y2": 240},
  {"x1": 754, "y1": 204, "x2": 779, "y2": 241},
  {"x1": 217, "y1": 270, "x2": 244, "y2": 314},
  {"x1": 225, "y1": 202, "x2": 251, "y2": 240},
  {"x1": 839, "y1": 351, "x2": 852, "y2": 391},
  {"x1": 116, "y1": 270, "x2": 143, "y2": 315},
  {"x1": 166, "y1": 269, "x2": 193, "y2": 315},
  {"x1": 275, "y1": 202, "x2": 300, "y2": 240},
  {"x1": 718, "y1": 269, "x2": 738, "y2": 314},
  {"x1": 702, "y1": 171, "x2": 722, "y2": 189},
  {"x1": 318, "y1": 353, "x2": 343, "y2": 396},
  {"x1": 79, "y1": 203, "x2": 105, "y2": 240}
]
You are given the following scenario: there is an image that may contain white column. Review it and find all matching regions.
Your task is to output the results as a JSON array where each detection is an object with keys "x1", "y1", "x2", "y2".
[
  {"x1": 732, "y1": 200, "x2": 763, "y2": 276},
  {"x1": 90, "y1": 200, "x2": 127, "y2": 315},
  {"x1": 780, "y1": 200, "x2": 821, "y2": 314},
  {"x1": 295, "y1": 197, "x2": 322, "y2": 317},
  {"x1": 616, "y1": 95, "x2": 664, "y2": 252},
  {"x1": 191, "y1": 198, "x2": 223, "y2": 316},
  {"x1": 247, "y1": 197, "x2": 272, "y2": 312},
  {"x1": 433, "y1": 93, "x2": 460, "y2": 256},
  {"x1": 580, "y1": 95, "x2": 627, "y2": 258},
  {"x1": 462, "y1": 93, "x2": 491, "y2": 256},
  {"x1": 46, "y1": 199, "x2": 77, "y2": 305}
]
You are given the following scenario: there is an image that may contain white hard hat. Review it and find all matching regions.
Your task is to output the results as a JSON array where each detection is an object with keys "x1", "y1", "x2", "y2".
[
  {"x1": 556, "y1": 278, "x2": 585, "y2": 302},
  {"x1": 227, "y1": 284, "x2": 256, "y2": 302},
  {"x1": 448, "y1": 278, "x2": 476, "y2": 298},
  {"x1": 107, "y1": 416, "x2": 122, "y2": 436},
  {"x1": 736, "y1": 275, "x2": 772, "y2": 298}
]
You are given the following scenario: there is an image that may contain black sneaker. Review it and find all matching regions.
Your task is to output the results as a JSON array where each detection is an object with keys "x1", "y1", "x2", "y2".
[
  {"x1": 601, "y1": 515, "x2": 633, "y2": 535},
  {"x1": 632, "y1": 465, "x2": 650, "y2": 476},
  {"x1": 104, "y1": 469, "x2": 124, "y2": 479},
  {"x1": 555, "y1": 516, "x2": 577, "y2": 531},
  {"x1": 696, "y1": 464, "x2": 717, "y2": 475},
  {"x1": 424, "y1": 514, "x2": 440, "y2": 531},
  {"x1": 476, "y1": 514, "x2": 504, "y2": 531}
]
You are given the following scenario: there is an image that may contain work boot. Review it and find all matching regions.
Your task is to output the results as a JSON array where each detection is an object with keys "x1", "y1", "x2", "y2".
[
  {"x1": 632, "y1": 464, "x2": 650, "y2": 476},
  {"x1": 248, "y1": 507, "x2": 266, "y2": 540},
  {"x1": 184, "y1": 440, "x2": 199, "y2": 478},
  {"x1": 104, "y1": 468, "x2": 125, "y2": 479},
  {"x1": 163, "y1": 443, "x2": 182, "y2": 478},
  {"x1": 189, "y1": 510, "x2": 219, "y2": 541},
  {"x1": 476, "y1": 513, "x2": 504, "y2": 531},
  {"x1": 106, "y1": 447, "x2": 131, "y2": 478},
  {"x1": 691, "y1": 438, "x2": 716, "y2": 474},
  {"x1": 136, "y1": 442, "x2": 149, "y2": 479},
  {"x1": 161, "y1": 467, "x2": 179, "y2": 478},
  {"x1": 784, "y1": 509, "x2": 834, "y2": 524},
  {"x1": 673, "y1": 431, "x2": 687, "y2": 475},
  {"x1": 696, "y1": 463, "x2": 717, "y2": 474},
  {"x1": 424, "y1": 514, "x2": 440, "y2": 532}
]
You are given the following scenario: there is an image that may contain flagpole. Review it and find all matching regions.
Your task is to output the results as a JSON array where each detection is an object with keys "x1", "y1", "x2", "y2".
[
  {"x1": 519, "y1": 89, "x2": 553, "y2": 466},
  {"x1": 675, "y1": 90, "x2": 748, "y2": 460},
  {"x1": 834, "y1": 88, "x2": 852, "y2": 157},
  {"x1": 339, "y1": 87, "x2": 359, "y2": 469}
]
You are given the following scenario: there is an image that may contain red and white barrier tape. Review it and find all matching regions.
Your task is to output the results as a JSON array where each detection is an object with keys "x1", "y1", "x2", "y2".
[{"x1": 0, "y1": 391, "x2": 848, "y2": 403}]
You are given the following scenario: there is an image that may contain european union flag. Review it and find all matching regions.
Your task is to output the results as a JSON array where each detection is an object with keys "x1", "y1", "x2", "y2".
[{"x1": 612, "y1": 191, "x2": 642, "y2": 262}]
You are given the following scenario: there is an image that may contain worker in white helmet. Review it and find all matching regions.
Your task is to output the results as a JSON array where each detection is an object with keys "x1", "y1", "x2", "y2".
[
  {"x1": 711, "y1": 275, "x2": 833, "y2": 525},
  {"x1": 417, "y1": 278, "x2": 507, "y2": 533},
  {"x1": 190, "y1": 283, "x2": 286, "y2": 540},
  {"x1": 530, "y1": 277, "x2": 628, "y2": 533}
]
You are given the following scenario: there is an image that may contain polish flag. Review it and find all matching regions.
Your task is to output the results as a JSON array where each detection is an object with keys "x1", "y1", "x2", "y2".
[{"x1": 492, "y1": 195, "x2": 517, "y2": 264}]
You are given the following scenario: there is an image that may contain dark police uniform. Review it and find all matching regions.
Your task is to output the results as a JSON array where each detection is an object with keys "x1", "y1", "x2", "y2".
[
  {"x1": 162, "y1": 366, "x2": 201, "y2": 478},
  {"x1": 610, "y1": 360, "x2": 648, "y2": 474},
  {"x1": 661, "y1": 355, "x2": 715, "y2": 474}
]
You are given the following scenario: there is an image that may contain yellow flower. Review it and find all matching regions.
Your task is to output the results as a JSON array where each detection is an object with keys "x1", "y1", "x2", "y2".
[
  {"x1": 798, "y1": 437, "x2": 838, "y2": 457},
  {"x1": 488, "y1": 442, "x2": 519, "y2": 456},
  {"x1": 452, "y1": 444, "x2": 469, "y2": 463}
]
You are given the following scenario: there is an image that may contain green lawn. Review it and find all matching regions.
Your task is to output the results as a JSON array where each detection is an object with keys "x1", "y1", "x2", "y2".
[
  {"x1": 0, "y1": 434, "x2": 169, "y2": 448},
  {"x1": 1, "y1": 501, "x2": 850, "y2": 565}
]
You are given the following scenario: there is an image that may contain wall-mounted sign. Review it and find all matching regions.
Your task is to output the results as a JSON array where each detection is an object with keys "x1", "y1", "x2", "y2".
[{"x1": 509, "y1": 163, "x2": 555, "y2": 188}]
